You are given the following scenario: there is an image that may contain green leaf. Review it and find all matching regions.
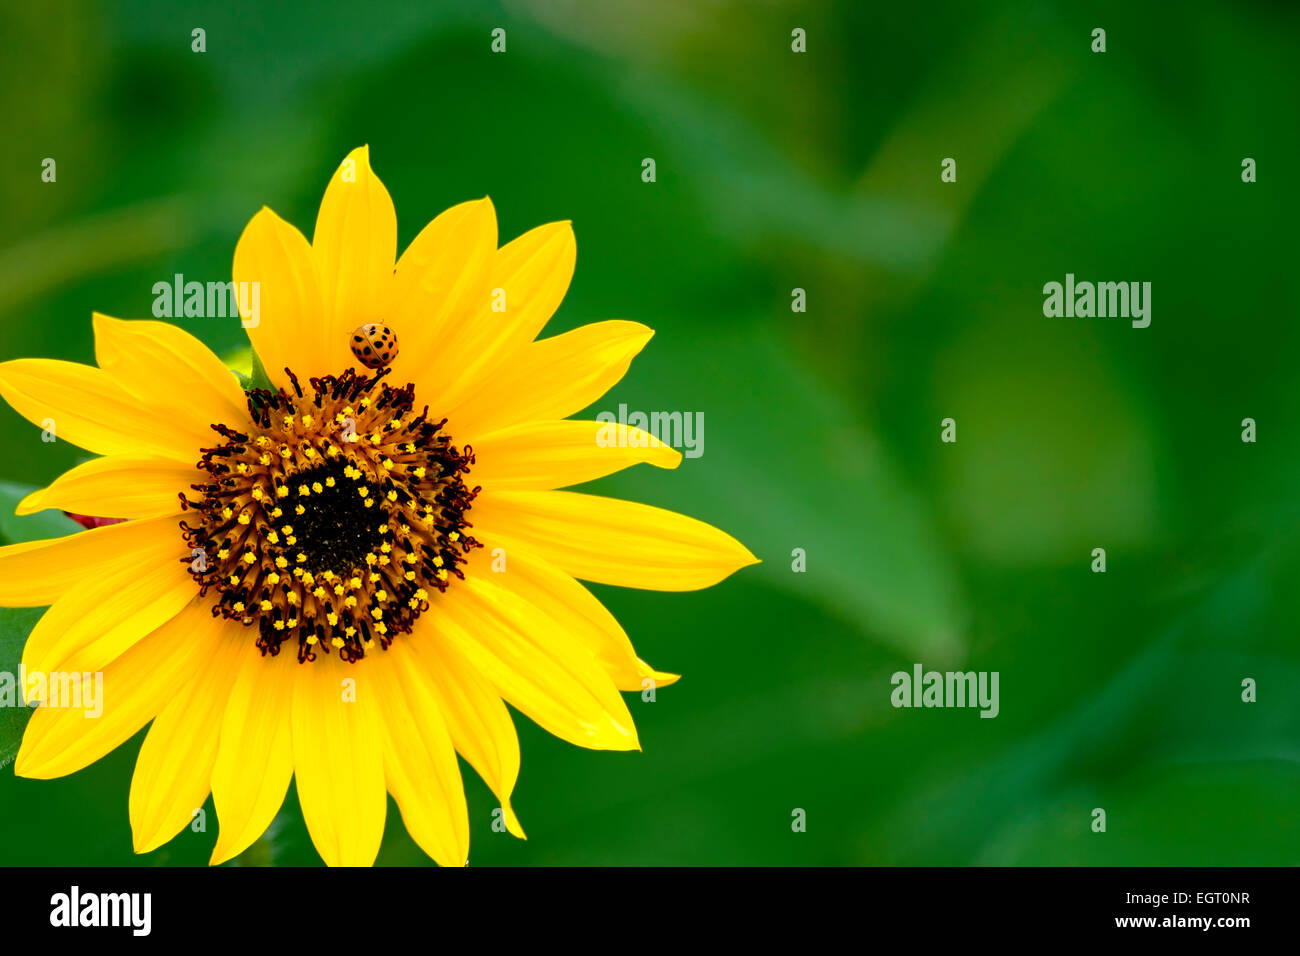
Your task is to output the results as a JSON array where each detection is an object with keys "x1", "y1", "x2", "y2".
[
  {"x1": 603, "y1": 324, "x2": 967, "y2": 663},
  {"x1": 0, "y1": 606, "x2": 42, "y2": 769},
  {"x1": 0, "y1": 480, "x2": 80, "y2": 546},
  {"x1": 222, "y1": 345, "x2": 254, "y2": 383},
  {"x1": 249, "y1": 349, "x2": 274, "y2": 392},
  {"x1": 0, "y1": 482, "x2": 69, "y2": 767}
]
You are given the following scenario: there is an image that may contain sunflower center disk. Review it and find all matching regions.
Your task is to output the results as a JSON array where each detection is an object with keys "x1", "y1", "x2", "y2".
[
  {"x1": 180, "y1": 367, "x2": 480, "y2": 663},
  {"x1": 287, "y1": 461, "x2": 384, "y2": 573}
]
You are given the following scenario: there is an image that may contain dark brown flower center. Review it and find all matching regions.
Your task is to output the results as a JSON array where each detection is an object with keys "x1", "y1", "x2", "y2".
[{"x1": 179, "y1": 367, "x2": 479, "y2": 662}]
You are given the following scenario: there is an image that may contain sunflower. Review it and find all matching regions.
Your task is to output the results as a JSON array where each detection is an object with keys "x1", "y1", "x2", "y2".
[{"x1": 0, "y1": 146, "x2": 757, "y2": 866}]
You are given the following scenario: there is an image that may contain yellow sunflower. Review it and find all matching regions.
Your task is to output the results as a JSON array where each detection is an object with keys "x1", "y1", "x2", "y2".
[{"x1": 0, "y1": 146, "x2": 757, "y2": 866}]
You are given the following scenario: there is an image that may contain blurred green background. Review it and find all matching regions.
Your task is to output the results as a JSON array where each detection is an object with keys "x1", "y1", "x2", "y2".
[{"x1": 2, "y1": 0, "x2": 1299, "y2": 866}]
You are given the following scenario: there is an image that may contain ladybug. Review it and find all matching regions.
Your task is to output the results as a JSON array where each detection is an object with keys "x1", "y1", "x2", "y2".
[{"x1": 350, "y1": 323, "x2": 398, "y2": 368}]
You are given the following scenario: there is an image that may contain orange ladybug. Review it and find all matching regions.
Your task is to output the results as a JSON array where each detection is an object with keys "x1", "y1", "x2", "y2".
[{"x1": 351, "y1": 323, "x2": 398, "y2": 368}]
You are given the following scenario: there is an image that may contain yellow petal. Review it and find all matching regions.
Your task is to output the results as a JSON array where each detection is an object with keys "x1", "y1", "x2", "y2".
[
  {"x1": 22, "y1": 540, "x2": 195, "y2": 681},
  {"x1": 0, "y1": 515, "x2": 180, "y2": 607},
  {"x1": 15, "y1": 603, "x2": 225, "y2": 779},
  {"x1": 129, "y1": 626, "x2": 244, "y2": 854},
  {"x1": 470, "y1": 419, "x2": 681, "y2": 491},
  {"x1": 92, "y1": 313, "x2": 248, "y2": 435},
  {"x1": 406, "y1": 622, "x2": 526, "y2": 839},
  {"x1": 475, "y1": 533, "x2": 678, "y2": 691},
  {"x1": 291, "y1": 652, "x2": 386, "y2": 866},
  {"x1": 429, "y1": 220, "x2": 575, "y2": 411},
  {"x1": 0, "y1": 358, "x2": 201, "y2": 461},
  {"x1": 369, "y1": 642, "x2": 469, "y2": 867},
  {"x1": 17, "y1": 454, "x2": 196, "y2": 520},
  {"x1": 313, "y1": 145, "x2": 397, "y2": 370},
  {"x1": 233, "y1": 206, "x2": 327, "y2": 390},
  {"x1": 448, "y1": 320, "x2": 654, "y2": 442},
  {"x1": 209, "y1": 642, "x2": 297, "y2": 866},
  {"x1": 433, "y1": 575, "x2": 640, "y2": 751},
  {"x1": 386, "y1": 197, "x2": 497, "y2": 384},
  {"x1": 471, "y1": 489, "x2": 759, "y2": 591}
]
